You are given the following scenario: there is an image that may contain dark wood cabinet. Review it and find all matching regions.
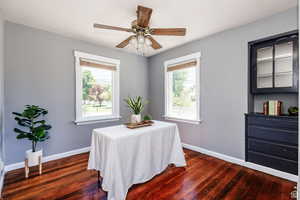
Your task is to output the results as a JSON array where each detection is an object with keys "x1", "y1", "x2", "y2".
[
  {"x1": 245, "y1": 113, "x2": 298, "y2": 175},
  {"x1": 249, "y1": 30, "x2": 298, "y2": 94}
]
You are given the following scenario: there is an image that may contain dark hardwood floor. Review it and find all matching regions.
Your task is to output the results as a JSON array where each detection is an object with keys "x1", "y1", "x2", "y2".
[{"x1": 2, "y1": 149, "x2": 296, "y2": 200}]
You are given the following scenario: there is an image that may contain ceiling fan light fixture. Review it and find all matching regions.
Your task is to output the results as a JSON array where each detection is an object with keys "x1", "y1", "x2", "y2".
[
  {"x1": 136, "y1": 43, "x2": 145, "y2": 56},
  {"x1": 137, "y1": 42, "x2": 144, "y2": 49},
  {"x1": 137, "y1": 33, "x2": 145, "y2": 44}
]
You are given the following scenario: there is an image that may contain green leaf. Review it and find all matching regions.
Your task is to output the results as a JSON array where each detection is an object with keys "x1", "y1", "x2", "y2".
[
  {"x1": 33, "y1": 113, "x2": 42, "y2": 118},
  {"x1": 12, "y1": 112, "x2": 23, "y2": 117},
  {"x1": 15, "y1": 117, "x2": 32, "y2": 127},
  {"x1": 43, "y1": 125, "x2": 52, "y2": 130},
  {"x1": 14, "y1": 128, "x2": 30, "y2": 135},
  {"x1": 15, "y1": 117, "x2": 31, "y2": 122},
  {"x1": 35, "y1": 129, "x2": 45, "y2": 138},
  {"x1": 17, "y1": 120, "x2": 30, "y2": 127},
  {"x1": 34, "y1": 120, "x2": 45, "y2": 125},
  {"x1": 42, "y1": 110, "x2": 48, "y2": 115},
  {"x1": 16, "y1": 133, "x2": 28, "y2": 139},
  {"x1": 34, "y1": 124, "x2": 52, "y2": 131}
]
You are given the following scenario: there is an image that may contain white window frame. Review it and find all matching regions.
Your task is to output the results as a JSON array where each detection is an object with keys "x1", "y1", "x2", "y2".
[
  {"x1": 164, "y1": 52, "x2": 201, "y2": 124},
  {"x1": 74, "y1": 51, "x2": 121, "y2": 125}
]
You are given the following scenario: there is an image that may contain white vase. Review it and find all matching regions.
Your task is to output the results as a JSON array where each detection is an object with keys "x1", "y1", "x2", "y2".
[
  {"x1": 26, "y1": 149, "x2": 42, "y2": 167},
  {"x1": 131, "y1": 114, "x2": 141, "y2": 123}
]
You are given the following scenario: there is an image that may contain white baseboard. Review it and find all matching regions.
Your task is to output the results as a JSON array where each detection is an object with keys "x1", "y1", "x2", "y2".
[
  {"x1": 4, "y1": 146, "x2": 91, "y2": 172},
  {"x1": 182, "y1": 143, "x2": 298, "y2": 182},
  {"x1": 0, "y1": 170, "x2": 4, "y2": 198}
]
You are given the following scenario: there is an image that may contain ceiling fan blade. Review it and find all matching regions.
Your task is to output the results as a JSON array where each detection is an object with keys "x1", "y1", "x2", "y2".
[
  {"x1": 94, "y1": 23, "x2": 133, "y2": 33},
  {"x1": 116, "y1": 36, "x2": 135, "y2": 48},
  {"x1": 147, "y1": 36, "x2": 162, "y2": 49},
  {"x1": 150, "y1": 28, "x2": 186, "y2": 36},
  {"x1": 137, "y1": 5, "x2": 152, "y2": 27}
]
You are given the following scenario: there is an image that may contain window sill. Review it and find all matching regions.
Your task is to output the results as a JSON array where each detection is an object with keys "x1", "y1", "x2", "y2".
[
  {"x1": 163, "y1": 116, "x2": 201, "y2": 125},
  {"x1": 74, "y1": 116, "x2": 122, "y2": 125}
]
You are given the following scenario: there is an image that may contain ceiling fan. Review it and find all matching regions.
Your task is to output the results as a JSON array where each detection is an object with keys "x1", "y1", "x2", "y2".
[{"x1": 93, "y1": 5, "x2": 186, "y2": 52}]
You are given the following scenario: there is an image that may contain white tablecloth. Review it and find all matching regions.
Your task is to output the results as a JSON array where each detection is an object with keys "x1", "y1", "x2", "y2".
[{"x1": 87, "y1": 120, "x2": 186, "y2": 200}]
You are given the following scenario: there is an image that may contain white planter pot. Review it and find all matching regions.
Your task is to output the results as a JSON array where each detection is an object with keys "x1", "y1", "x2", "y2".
[
  {"x1": 26, "y1": 149, "x2": 42, "y2": 167},
  {"x1": 131, "y1": 114, "x2": 141, "y2": 123}
]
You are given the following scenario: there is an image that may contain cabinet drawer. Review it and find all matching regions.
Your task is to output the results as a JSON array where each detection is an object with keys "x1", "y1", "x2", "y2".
[
  {"x1": 248, "y1": 125, "x2": 298, "y2": 145},
  {"x1": 247, "y1": 116, "x2": 298, "y2": 131},
  {"x1": 248, "y1": 139, "x2": 297, "y2": 161},
  {"x1": 247, "y1": 151, "x2": 298, "y2": 175}
]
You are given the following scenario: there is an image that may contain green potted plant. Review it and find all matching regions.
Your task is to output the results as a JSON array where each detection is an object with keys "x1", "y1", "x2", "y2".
[
  {"x1": 12, "y1": 105, "x2": 51, "y2": 166},
  {"x1": 143, "y1": 114, "x2": 152, "y2": 123},
  {"x1": 288, "y1": 106, "x2": 298, "y2": 116},
  {"x1": 124, "y1": 96, "x2": 147, "y2": 123}
]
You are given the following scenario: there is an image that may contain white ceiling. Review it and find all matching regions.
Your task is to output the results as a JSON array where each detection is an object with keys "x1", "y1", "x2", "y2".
[{"x1": 0, "y1": 0, "x2": 297, "y2": 57}]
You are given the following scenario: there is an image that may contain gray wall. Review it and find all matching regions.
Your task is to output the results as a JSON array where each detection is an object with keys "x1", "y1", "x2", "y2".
[
  {"x1": 0, "y1": 10, "x2": 4, "y2": 194},
  {"x1": 0, "y1": 11, "x2": 4, "y2": 166},
  {"x1": 4, "y1": 22, "x2": 148, "y2": 165},
  {"x1": 148, "y1": 7, "x2": 298, "y2": 160}
]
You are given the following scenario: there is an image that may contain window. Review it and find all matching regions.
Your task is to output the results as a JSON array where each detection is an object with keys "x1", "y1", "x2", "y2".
[
  {"x1": 74, "y1": 51, "x2": 120, "y2": 125},
  {"x1": 164, "y1": 52, "x2": 201, "y2": 124}
]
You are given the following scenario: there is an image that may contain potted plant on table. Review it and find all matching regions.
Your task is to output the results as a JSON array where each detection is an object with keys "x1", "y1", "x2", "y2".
[
  {"x1": 124, "y1": 96, "x2": 147, "y2": 123},
  {"x1": 143, "y1": 114, "x2": 152, "y2": 123},
  {"x1": 12, "y1": 105, "x2": 51, "y2": 166}
]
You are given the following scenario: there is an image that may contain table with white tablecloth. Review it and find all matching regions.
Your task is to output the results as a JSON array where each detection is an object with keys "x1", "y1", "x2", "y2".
[{"x1": 87, "y1": 120, "x2": 186, "y2": 200}]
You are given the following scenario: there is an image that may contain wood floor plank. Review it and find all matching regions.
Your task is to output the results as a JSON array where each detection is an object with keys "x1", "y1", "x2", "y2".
[
  {"x1": 146, "y1": 159, "x2": 228, "y2": 200},
  {"x1": 127, "y1": 151, "x2": 207, "y2": 198},
  {"x1": 4, "y1": 153, "x2": 89, "y2": 186},
  {"x1": 222, "y1": 168, "x2": 261, "y2": 200},
  {"x1": 2, "y1": 149, "x2": 295, "y2": 200},
  {"x1": 4, "y1": 162, "x2": 88, "y2": 195}
]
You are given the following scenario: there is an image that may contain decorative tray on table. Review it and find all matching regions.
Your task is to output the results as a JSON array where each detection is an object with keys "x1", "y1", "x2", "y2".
[{"x1": 125, "y1": 121, "x2": 154, "y2": 129}]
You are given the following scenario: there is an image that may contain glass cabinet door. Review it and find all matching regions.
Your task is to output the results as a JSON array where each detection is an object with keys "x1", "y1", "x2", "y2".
[
  {"x1": 256, "y1": 46, "x2": 273, "y2": 88},
  {"x1": 274, "y1": 41, "x2": 293, "y2": 88},
  {"x1": 250, "y1": 31, "x2": 298, "y2": 94}
]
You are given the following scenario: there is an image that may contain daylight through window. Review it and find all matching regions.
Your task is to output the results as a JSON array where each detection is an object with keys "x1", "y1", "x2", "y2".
[
  {"x1": 164, "y1": 53, "x2": 200, "y2": 123},
  {"x1": 74, "y1": 51, "x2": 120, "y2": 124}
]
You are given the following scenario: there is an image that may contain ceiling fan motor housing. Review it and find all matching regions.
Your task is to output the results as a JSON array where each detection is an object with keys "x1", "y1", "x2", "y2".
[{"x1": 131, "y1": 21, "x2": 151, "y2": 36}]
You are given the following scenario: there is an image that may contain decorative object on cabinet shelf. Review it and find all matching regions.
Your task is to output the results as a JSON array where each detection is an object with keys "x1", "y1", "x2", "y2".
[
  {"x1": 267, "y1": 100, "x2": 282, "y2": 116},
  {"x1": 263, "y1": 102, "x2": 268, "y2": 115},
  {"x1": 288, "y1": 106, "x2": 298, "y2": 116},
  {"x1": 12, "y1": 105, "x2": 52, "y2": 178}
]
